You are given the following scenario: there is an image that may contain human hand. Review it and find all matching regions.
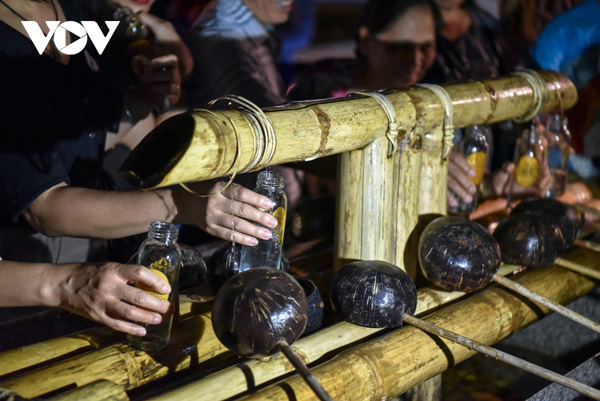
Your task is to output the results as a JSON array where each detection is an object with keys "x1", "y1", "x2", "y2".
[
  {"x1": 136, "y1": 13, "x2": 194, "y2": 78},
  {"x1": 490, "y1": 160, "x2": 553, "y2": 199},
  {"x1": 55, "y1": 262, "x2": 171, "y2": 336},
  {"x1": 173, "y1": 181, "x2": 279, "y2": 246},
  {"x1": 447, "y1": 151, "x2": 477, "y2": 207},
  {"x1": 131, "y1": 53, "x2": 181, "y2": 114}
]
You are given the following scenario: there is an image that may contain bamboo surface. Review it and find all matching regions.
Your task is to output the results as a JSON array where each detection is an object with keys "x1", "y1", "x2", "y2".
[
  {"x1": 0, "y1": 298, "x2": 200, "y2": 379},
  {"x1": 0, "y1": 311, "x2": 226, "y2": 399},
  {"x1": 121, "y1": 71, "x2": 576, "y2": 189},
  {"x1": 240, "y1": 249, "x2": 599, "y2": 400},
  {"x1": 48, "y1": 379, "x2": 129, "y2": 401}
]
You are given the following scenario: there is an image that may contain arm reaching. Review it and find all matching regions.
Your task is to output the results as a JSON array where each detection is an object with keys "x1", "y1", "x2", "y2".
[
  {"x1": 0, "y1": 260, "x2": 171, "y2": 336},
  {"x1": 23, "y1": 181, "x2": 278, "y2": 246}
]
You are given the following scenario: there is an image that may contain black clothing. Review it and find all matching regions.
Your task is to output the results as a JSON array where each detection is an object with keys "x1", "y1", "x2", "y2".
[{"x1": 0, "y1": 1, "x2": 123, "y2": 222}]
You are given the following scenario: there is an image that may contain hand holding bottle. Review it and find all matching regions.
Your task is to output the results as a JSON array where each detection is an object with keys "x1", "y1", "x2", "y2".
[
  {"x1": 173, "y1": 181, "x2": 279, "y2": 247},
  {"x1": 53, "y1": 262, "x2": 171, "y2": 336}
]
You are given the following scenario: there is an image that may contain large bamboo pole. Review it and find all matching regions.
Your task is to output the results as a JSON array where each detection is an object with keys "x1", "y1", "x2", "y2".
[
  {"x1": 138, "y1": 263, "x2": 525, "y2": 401},
  {"x1": 0, "y1": 311, "x2": 227, "y2": 399},
  {"x1": 120, "y1": 71, "x2": 575, "y2": 189},
  {"x1": 0, "y1": 298, "x2": 200, "y2": 379},
  {"x1": 240, "y1": 252, "x2": 599, "y2": 400}
]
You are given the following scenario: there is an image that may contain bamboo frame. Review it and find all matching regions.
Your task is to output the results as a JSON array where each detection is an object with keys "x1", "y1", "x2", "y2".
[{"x1": 240, "y1": 257, "x2": 597, "y2": 400}]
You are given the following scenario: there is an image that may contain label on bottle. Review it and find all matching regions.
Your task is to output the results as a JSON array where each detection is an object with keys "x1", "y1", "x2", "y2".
[
  {"x1": 466, "y1": 151, "x2": 486, "y2": 186},
  {"x1": 136, "y1": 258, "x2": 171, "y2": 300},
  {"x1": 515, "y1": 154, "x2": 539, "y2": 187},
  {"x1": 272, "y1": 207, "x2": 287, "y2": 244}
]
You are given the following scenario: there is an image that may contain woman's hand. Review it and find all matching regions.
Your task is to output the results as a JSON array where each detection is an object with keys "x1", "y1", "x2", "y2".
[
  {"x1": 54, "y1": 262, "x2": 171, "y2": 336},
  {"x1": 447, "y1": 151, "x2": 477, "y2": 207},
  {"x1": 173, "y1": 181, "x2": 279, "y2": 246}
]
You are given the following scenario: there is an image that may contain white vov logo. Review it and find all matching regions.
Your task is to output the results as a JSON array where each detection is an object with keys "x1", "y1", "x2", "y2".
[{"x1": 22, "y1": 21, "x2": 120, "y2": 56}]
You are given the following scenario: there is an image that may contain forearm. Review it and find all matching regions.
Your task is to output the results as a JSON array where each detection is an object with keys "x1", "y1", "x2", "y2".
[
  {"x1": 25, "y1": 185, "x2": 178, "y2": 239},
  {"x1": 0, "y1": 260, "x2": 65, "y2": 307}
]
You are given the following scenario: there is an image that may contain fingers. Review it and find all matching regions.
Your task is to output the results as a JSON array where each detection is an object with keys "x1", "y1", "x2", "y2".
[
  {"x1": 225, "y1": 183, "x2": 275, "y2": 210},
  {"x1": 448, "y1": 153, "x2": 476, "y2": 203}
]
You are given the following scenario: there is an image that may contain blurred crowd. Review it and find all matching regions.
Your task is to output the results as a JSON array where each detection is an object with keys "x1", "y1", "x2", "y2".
[{"x1": 0, "y1": 0, "x2": 598, "y2": 334}]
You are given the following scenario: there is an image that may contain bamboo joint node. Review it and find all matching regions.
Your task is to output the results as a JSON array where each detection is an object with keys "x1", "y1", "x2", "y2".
[{"x1": 512, "y1": 69, "x2": 546, "y2": 123}]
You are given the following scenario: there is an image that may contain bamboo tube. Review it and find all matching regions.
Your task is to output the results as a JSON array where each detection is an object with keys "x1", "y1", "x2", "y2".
[
  {"x1": 240, "y1": 260, "x2": 597, "y2": 400},
  {"x1": 0, "y1": 327, "x2": 121, "y2": 379},
  {"x1": 336, "y1": 133, "x2": 398, "y2": 269},
  {"x1": 145, "y1": 264, "x2": 514, "y2": 401},
  {"x1": 0, "y1": 299, "x2": 200, "y2": 379},
  {"x1": 48, "y1": 379, "x2": 129, "y2": 401},
  {"x1": 121, "y1": 71, "x2": 576, "y2": 189},
  {"x1": 0, "y1": 312, "x2": 227, "y2": 399}
]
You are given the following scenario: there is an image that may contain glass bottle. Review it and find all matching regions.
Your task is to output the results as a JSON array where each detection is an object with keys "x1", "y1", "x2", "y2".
[
  {"x1": 127, "y1": 221, "x2": 182, "y2": 351},
  {"x1": 239, "y1": 170, "x2": 288, "y2": 271},
  {"x1": 507, "y1": 120, "x2": 547, "y2": 203},
  {"x1": 111, "y1": 4, "x2": 155, "y2": 57},
  {"x1": 448, "y1": 125, "x2": 490, "y2": 215},
  {"x1": 544, "y1": 114, "x2": 571, "y2": 197}
]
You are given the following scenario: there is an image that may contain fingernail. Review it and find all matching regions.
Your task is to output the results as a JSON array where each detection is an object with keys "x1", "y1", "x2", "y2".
[
  {"x1": 465, "y1": 195, "x2": 473, "y2": 203},
  {"x1": 469, "y1": 186, "x2": 477, "y2": 194},
  {"x1": 137, "y1": 328, "x2": 147, "y2": 336},
  {"x1": 262, "y1": 199, "x2": 274, "y2": 208},
  {"x1": 268, "y1": 217, "x2": 278, "y2": 227},
  {"x1": 469, "y1": 169, "x2": 476, "y2": 177},
  {"x1": 260, "y1": 229, "x2": 272, "y2": 239},
  {"x1": 162, "y1": 285, "x2": 170, "y2": 293},
  {"x1": 154, "y1": 315, "x2": 162, "y2": 324},
  {"x1": 249, "y1": 237, "x2": 259, "y2": 246}
]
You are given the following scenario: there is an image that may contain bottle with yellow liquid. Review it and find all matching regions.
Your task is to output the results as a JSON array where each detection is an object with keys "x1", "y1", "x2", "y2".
[
  {"x1": 448, "y1": 125, "x2": 490, "y2": 215},
  {"x1": 127, "y1": 221, "x2": 181, "y2": 351},
  {"x1": 513, "y1": 120, "x2": 545, "y2": 189},
  {"x1": 239, "y1": 170, "x2": 288, "y2": 270}
]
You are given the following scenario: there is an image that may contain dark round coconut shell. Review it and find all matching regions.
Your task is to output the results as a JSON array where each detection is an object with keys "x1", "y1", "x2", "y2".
[
  {"x1": 511, "y1": 198, "x2": 583, "y2": 249},
  {"x1": 208, "y1": 242, "x2": 289, "y2": 292},
  {"x1": 493, "y1": 212, "x2": 564, "y2": 269},
  {"x1": 418, "y1": 216, "x2": 501, "y2": 293},
  {"x1": 293, "y1": 275, "x2": 325, "y2": 335},
  {"x1": 212, "y1": 268, "x2": 308, "y2": 357},
  {"x1": 330, "y1": 260, "x2": 417, "y2": 328}
]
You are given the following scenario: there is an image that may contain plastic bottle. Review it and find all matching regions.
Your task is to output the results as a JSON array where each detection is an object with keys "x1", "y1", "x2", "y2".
[
  {"x1": 239, "y1": 170, "x2": 288, "y2": 271},
  {"x1": 448, "y1": 125, "x2": 490, "y2": 215},
  {"x1": 127, "y1": 221, "x2": 181, "y2": 351}
]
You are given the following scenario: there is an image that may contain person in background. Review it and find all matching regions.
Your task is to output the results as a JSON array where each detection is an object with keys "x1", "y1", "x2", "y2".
[
  {"x1": 530, "y1": 0, "x2": 600, "y2": 182},
  {"x1": 0, "y1": 0, "x2": 278, "y2": 264},
  {"x1": 184, "y1": 0, "x2": 304, "y2": 210},
  {"x1": 288, "y1": 0, "x2": 437, "y2": 101},
  {"x1": 285, "y1": 0, "x2": 436, "y2": 195}
]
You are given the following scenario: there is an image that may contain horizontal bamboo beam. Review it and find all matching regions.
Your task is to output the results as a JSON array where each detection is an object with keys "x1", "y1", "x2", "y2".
[
  {"x1": 48, "y1": 379, "x2": 129, "y2": 401},
  {"x1": 241, "y1": 249, "x2": 599, "y2": 400},
  {"x1": 121, "y1": 71, "x2": 576, "y2": 189},
  {"x1": 143, "y1": 264, "x2": 522, "y2": 401},
  {"x1": 0, "y1": 298, "x2": 200, "y2": 379},
  {"x1": 0, "y1": 308, "x2": 226, "y2": 399}
]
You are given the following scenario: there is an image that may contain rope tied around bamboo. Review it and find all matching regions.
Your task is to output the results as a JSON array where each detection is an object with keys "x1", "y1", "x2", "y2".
[
  {"x1": 348, "y1": 90, "x2": 400, "y2": 157},
  {"x1": 512, "y1": 69, "x2": 547, "y2": 123},
  {"x1": 415, "y1": 83, "x2": 454, "y2": 160}
]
